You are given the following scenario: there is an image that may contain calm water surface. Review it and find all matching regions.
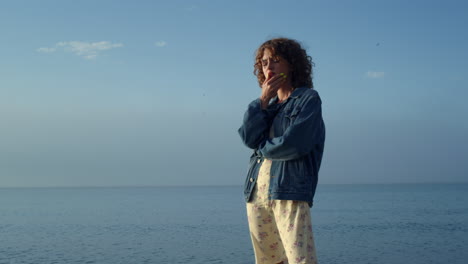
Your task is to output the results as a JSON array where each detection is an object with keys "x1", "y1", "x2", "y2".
[{"x1": 1, "y1": 184, "x2": 467, "y2": 264}]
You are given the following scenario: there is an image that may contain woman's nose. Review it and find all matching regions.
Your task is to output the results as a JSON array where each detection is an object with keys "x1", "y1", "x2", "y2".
[{"x1": 267, "y1": 60, "x2": 274, "y2": 69}]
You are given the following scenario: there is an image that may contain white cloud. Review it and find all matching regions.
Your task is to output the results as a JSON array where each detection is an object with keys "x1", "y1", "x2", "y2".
[
  {"x1": 37, "y1": 41, "x2": 123, "y2": 59},
  {"x1": 366, "y1": 71, "x2": 385, "y2": 78},
  {"x1": 186, "y1": 5, "x2": 199, "y2": 11},
  {"x1": 59, "y1": 41, "x2": 123, "y2": 59},
  {"x1": 155, "y1": 41, "x2": 167, "y2": 47},
  {"x1": 37, "y1": 47, "x2": 56, "y2": 53}
]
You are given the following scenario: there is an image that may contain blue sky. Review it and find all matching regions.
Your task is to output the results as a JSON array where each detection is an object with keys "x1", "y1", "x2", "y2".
[{"x1": 1, "y1": 0, "x2": 467, "y2": 187}]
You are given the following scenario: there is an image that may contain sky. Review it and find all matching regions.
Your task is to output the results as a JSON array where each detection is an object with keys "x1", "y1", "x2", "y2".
[{"x1": 1, "y1": 0, "x2": 467, "y2": 187}]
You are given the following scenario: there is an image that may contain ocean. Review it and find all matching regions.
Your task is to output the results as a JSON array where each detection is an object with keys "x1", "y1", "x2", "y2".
[{"x1": 1, "y1": 184, "x2": 467, "y2": 264}]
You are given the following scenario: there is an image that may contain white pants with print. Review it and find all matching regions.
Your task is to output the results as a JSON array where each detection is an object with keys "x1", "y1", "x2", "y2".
[{"x1": 246, "y1": 159, "x2": 318, "y2": 264}]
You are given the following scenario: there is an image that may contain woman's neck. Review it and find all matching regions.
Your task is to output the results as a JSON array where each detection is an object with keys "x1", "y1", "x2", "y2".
[{"x1": 277, "y1": 85, "x2": 294, "y2": 103}]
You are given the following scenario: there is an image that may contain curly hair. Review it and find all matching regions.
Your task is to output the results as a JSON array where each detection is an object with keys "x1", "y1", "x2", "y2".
[{"x1": 253, "y1": 38, "x2": 314, "y2": 89}]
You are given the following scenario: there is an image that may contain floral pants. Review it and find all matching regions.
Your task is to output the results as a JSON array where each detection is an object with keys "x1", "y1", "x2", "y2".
[{"x1": 246, "y1": 159, "x2": 318, "y2": 264}]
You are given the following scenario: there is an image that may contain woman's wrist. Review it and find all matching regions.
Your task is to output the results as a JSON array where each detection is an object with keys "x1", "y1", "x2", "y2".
[{"x1": 260, "y1": 96, "x2": 269, "y2": 109}]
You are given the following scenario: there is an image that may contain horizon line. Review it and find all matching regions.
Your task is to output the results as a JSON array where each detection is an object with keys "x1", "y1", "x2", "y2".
[{"x1": 1, "y1": 181, "x2": 467, "y2": 189}]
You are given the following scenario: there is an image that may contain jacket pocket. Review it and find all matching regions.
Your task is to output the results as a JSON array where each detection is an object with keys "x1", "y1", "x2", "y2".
[
  {"x1": 284, "y1": 106, "x2": 301, "y2": 124},
  {"x1": 277, "y1": 158, "x2": 312, "y2": 192}
]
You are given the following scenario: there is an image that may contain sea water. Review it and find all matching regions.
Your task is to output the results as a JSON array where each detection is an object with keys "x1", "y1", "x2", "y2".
[{"x1": 1, "y1": 184, "x2": 467, "y2": 264}]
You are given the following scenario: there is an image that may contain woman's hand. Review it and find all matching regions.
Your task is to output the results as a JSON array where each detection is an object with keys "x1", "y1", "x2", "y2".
[{"x1": 260, "y1": 73, "x2": 286, "y2": 109}]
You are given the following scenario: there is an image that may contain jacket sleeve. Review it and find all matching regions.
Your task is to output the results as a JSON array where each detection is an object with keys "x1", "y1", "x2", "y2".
[
  {"x1": 258, "y1": 94, "x2": 325, "y2": 161},
  {"x1": 238, "y1": 98, "x2": 277, "y2": 149}
]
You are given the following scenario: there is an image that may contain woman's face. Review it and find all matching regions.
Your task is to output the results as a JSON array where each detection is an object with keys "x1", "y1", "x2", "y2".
[{"x1": 261, "y1": 49, "x2": 290, "y2": 80}]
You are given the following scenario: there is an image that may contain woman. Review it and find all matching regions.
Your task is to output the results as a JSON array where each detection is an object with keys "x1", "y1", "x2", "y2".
[{"x1": 238, "y1": 38, "x2": 325, "y2": 264}]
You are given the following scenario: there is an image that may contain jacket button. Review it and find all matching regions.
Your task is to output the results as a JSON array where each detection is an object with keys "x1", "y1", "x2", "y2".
[
  {"x1": 257, "y1": 159, "x2": 261, "y2": 163},
  {"x1": 249, "y1": 178, "x2": 254, "y2": 182}
]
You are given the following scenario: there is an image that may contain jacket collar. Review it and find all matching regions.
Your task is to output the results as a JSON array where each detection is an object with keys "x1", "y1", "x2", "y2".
[
  {"x1": 270, "y1": 86, "x2": 309, "y2": 104},
  {"x1": 289, "y1": 86, "x2": 309, "y2": 99}
]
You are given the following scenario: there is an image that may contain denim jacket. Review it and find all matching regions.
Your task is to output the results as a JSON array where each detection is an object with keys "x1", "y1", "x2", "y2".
[{"x1": 238, "y1": 87, "x2": 325, "y2": 207}]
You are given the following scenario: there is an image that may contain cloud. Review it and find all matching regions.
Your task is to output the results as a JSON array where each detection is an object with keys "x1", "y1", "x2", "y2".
[
  {"x1": 186, "y1": 5, "x2": 199, "y2": 11},
  {"x1": 366, "y1": 71, "x2": 385, "y2": 78},
  {"x1": 155, "y1": 41, "x2": 167, "y2": 47},
  {"x1": 37, "y1": 41, "x2": 123, "y2": 59},
  {"x1": 37, "y1": 47, "x2": 56, "y2": 53}
]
